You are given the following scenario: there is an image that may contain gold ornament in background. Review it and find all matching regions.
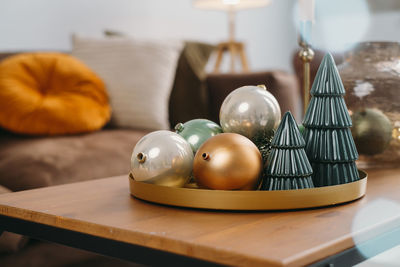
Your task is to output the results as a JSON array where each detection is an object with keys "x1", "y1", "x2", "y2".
[
  {"x1": 351, "y1": 108, "x2": 393, "y2": 155},
  {"x1": 193, "y1": 133, "x2": 262, "y2": 190}
]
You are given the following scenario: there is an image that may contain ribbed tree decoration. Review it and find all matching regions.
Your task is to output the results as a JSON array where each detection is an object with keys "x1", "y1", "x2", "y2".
[
  {"x1": 261, "y1": 111, "x2": 314, "y2": 190},
  {"x1": 303, "y1": 53, "x2": 360, "y2": 187}
]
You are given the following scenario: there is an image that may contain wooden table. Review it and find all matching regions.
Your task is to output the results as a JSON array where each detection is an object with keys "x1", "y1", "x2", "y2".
[{"x1": 0, "y1": 168, "x2": 400, "y2": 266}]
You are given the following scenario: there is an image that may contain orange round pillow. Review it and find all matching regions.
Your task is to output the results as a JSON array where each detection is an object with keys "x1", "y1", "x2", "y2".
[{"x1": 0, "y1": 53, "x2": 110, "y2": 135}]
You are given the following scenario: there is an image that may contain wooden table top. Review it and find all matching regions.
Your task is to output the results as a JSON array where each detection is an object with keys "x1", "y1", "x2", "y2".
[{"x1": 0, "y1": 168, "x2": 399, "y2": 267}]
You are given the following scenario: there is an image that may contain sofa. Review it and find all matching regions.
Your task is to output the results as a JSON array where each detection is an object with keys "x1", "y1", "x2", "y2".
[{"x1": 0, "y1": 51, "x2": 301, "y2": 266}]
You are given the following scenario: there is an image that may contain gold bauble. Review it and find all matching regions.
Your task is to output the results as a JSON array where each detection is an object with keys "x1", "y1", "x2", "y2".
[{"x1": 193, "y1": 133, "x2": 262, "y2": 190}]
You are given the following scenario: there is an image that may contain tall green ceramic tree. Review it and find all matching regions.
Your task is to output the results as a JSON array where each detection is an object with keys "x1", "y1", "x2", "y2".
[
  {"x1": 261, "y1": 111, "x2": 314, "y2": 190},
  {"x1": 303, "y1": 53, "x2": 359, "y2": 186}
]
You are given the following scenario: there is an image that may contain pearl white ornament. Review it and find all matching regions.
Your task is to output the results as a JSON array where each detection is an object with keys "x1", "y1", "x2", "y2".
[
  {"x1": 220, "y1": 85, "x2": 281, "y2": 142},
  {"x1": 131, "y1": 130, "x2": 193, "y2": 187}
]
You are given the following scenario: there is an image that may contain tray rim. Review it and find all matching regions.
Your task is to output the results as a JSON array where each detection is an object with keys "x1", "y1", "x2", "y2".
[{"x1": 129, "y1": 170, "x2": 367, "y2": 211}]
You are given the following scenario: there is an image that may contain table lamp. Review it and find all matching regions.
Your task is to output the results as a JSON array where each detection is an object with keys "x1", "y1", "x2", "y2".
[{"x1": 193, "y1": 0, "x2": 271, "y2": 73}]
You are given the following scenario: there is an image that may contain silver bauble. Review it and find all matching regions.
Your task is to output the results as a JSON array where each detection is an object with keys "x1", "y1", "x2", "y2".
[
  {"x1": 131, "y1": 130, "x2": 193, "y2": 187},
  {"x1": 219, "y1": 85, "x2": 281, "y2": 142}
]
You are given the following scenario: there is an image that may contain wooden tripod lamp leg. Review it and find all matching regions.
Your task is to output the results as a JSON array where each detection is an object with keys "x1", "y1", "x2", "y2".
[
  {"x1": 214, "y1": 46, "x2": 224, "y2": 73},
  {"x1": 238, "y1": 43, "x2": 249, "y2": 72},
  {"x1": 228, "y1": 42, "x2": 236, "y2": 72},
  {"x1": 213, "y1": 42, "x2": 250, "y2": 73}
]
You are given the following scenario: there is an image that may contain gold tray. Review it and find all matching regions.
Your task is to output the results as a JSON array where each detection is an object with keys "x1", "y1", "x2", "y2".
[{"x1": 129, "y1": 170, "x2": 367, "y2": 211}]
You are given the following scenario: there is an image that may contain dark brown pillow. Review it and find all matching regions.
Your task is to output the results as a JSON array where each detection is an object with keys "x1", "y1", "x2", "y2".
[{"x1": 168, "y1": 41, "x2": 216, "y2": 127}]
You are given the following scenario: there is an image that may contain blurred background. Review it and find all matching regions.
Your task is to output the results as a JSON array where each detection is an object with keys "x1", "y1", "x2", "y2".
[{"x1": 1, "y1": 0, "x2": 399, "y2": 72}]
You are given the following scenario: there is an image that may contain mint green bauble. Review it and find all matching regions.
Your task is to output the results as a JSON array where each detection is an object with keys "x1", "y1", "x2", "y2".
[{"x1": 175, "y1": 119, "x2": 222, "y2": 153}]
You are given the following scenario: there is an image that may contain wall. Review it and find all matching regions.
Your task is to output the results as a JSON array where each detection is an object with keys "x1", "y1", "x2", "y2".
[
  {"x1": 363, "y1": 11, "x2": 400, "y2": 42},
  {"x1": 0, "y1": 0, "x2": 399, "y2": 72},
  {"x1": 0, "y1": 0, "x2": 297, "y2": 72}
]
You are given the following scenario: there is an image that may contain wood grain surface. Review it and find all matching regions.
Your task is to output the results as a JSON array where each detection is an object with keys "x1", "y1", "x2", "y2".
[{"x1": 0, "y1": 168, "x2": 399, "y2": 266}]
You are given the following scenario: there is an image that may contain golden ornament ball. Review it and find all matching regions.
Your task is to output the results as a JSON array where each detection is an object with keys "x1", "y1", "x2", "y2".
[{"x1": 193, "y1": 133, "x2": 262, "y2": 190}]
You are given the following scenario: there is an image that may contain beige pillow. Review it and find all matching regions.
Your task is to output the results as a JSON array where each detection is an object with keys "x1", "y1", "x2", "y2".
[{"x1": 71, "y1": 35, "x2": 183, "y2": 130}]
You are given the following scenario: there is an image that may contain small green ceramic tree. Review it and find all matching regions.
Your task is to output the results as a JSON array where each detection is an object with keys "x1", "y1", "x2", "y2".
[
  {"x1": 303, "y1": 53, "x2": 359, "y2": 187},
  {"x1": 261, "y1": 111, "x2": 314, "y2": 190}
]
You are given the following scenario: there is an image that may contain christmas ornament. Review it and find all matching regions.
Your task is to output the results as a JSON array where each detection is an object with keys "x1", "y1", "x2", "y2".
[
  {"x1": 219, "y1": 85, "x2": 281, "y2": 143},
  {"x1": 261, "y1": 111, "x2": 313, "y2": 190},
  {"x1": 175, "y1": 119, "x2": 222, "y2": 153},
  {"x1": 193, "y1": 133, "x2": 262, "y2": 190},
  {"x1": 303, "y1": 53, "x2": 359, "y2": 187},
  {"x1": 351, "y1": 108, "x2": 392, "y2": 155},
  {"x1": 131, "y1": 130, "x2": 193, "y2": 187}
]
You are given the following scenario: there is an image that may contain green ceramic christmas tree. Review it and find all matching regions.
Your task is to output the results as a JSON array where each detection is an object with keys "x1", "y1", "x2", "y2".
[
  {"x1": 261, "y1": 111, "x2": 314, "y2": 190},
  {"x1": 303, "y1": 53, "x2": 360, "y2": 187}
]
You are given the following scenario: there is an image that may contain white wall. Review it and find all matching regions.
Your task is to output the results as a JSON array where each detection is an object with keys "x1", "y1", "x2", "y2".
[
  {"x1": 363, "y1": 11, "x2": 400, "y2": 42},
  {"x1": 0, "y1": 0, "x2": 399, "y2": 72},
  {"x1": 0, "y1": 0, "x2": 297, "y2": 72}
]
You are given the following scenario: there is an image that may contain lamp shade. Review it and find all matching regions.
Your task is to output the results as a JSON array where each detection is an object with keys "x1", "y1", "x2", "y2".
[{"x1": 193, "y1": 0, "x2": 271, "y2": 11}]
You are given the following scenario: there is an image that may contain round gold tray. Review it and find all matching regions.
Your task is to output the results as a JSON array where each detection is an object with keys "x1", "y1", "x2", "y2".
[{"x1": 129, "y1": 170, "x2": 367, "y2": 211}]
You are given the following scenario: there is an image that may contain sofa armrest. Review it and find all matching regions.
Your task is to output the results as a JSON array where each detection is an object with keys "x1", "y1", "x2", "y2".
[{"x1": 205, "y1": 71, "x2": 302, "y2": 123}]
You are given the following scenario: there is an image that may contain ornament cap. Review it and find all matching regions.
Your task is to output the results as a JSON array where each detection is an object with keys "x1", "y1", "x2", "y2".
[
  {"x1": 202, "y1": 152, "x2": 210, "y2": 160},
  {"x1": 174, "y1": 123, "x2": 184, "y2": 132},
  {"x1": 136, "y1": 152, "x2": 147, "y2": 163},
  {"x1": 257, "y1": 84, "x2": 267, "y2": 90}
]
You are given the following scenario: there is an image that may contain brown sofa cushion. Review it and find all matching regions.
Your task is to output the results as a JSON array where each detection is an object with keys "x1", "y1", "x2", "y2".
[
  {"x1": 0, "y1": 185, "x2": 29, "y2": 253},
  {"x1": 206, "y1": 71, "x2": 302, "y2": 123},
  {"x1": 0, "y1": 129, "x2": 148, "y2": 191}
]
